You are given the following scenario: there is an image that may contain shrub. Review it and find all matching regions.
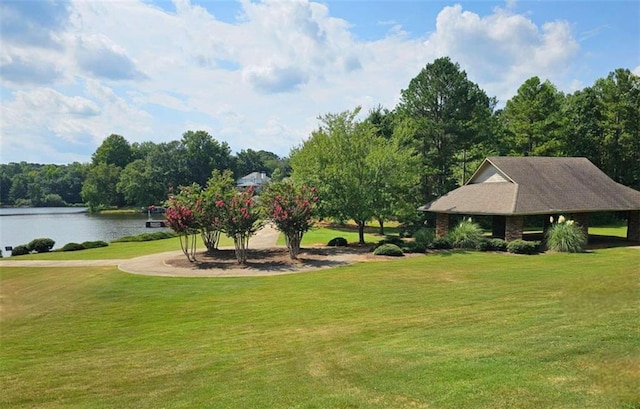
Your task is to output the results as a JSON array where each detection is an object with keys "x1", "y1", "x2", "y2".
[
  {"x1": 402, "y1": 241, "x2": 426, "y2": 253},
  {"x1": 61, "y1": 242, "x2": 86, "y2": 252},
  {"x1": 81, "y1": 240, "x2": 109, "y2": 249},
  {"x1": 112, "y1": 232, "x2": 176, "y2": 242},
  {"x1": 11, "y1": 245, "x2": 30, "y2": 256},
  {"x1": 507, "y1": 239, "x2": 540, "y2": 255},
  {"x1": 27, "y1": 237, "x2": 55, "y2": 253},
  {"x1": 476, "y1": 239, "x2": 491, "y2": 252},
  {"x1": 378, "y1": 236, "x2": 405, "y2": 246},
  {"x1": 373, "y1": 243, "x2": 404, "y2": 257},
  {"x1": 546, "y1": 216, "x2": 586, "y2": 253},
  {"x1": 327, "y1": 237, "x2": 348, "y2": 247},
  {"x1": 414, "y1": 228, "x2": 434, "y2": 248},
  {"x1": 477, "y1": 238, "x2": 508, "y2": 252},
  {"x1": 489, "y1": 238, "x2": 508, "y2": 252},
  {"x1": 42, "y1": 193, "x2": 67, "y2": 207},
  {"x1": 449, "y1": 220, "x2": 484, "y2": 249},
  {"x1": 429, "y1": 237, "x2": 453, "y2": 250}
]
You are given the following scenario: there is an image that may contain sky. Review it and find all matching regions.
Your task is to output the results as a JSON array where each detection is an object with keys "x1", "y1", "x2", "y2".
[{"x1": 1, "y1": 0, "x2": 639, "y2": 165}]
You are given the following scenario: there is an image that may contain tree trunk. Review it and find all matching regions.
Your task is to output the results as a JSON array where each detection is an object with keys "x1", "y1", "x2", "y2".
[
  {"x1": 377, "y1": 218, "x2": 384, "y2": 235},
  {"x1": 358, "y1": 220, "x2": 366, "y2": 245}
]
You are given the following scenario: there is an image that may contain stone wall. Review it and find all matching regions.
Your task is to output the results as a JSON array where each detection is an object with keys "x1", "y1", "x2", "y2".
[
  {"x1": 628, "y1": 211, "x2": 640, "y2": 242},
  {"x1": 436, "y1": 213, "x2": 449, "y2": 238},
  {"x1": 505, "y1": 216, "x2": 523, "y2": 242}
]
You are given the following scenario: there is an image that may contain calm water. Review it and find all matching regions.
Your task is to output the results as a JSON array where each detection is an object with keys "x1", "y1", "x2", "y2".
[{"x1": 0, "y1": 207, "x2": 170, "y2": 256}]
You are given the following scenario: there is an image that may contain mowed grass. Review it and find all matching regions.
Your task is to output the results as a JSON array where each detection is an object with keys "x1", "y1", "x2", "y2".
[
  {"x1": 6, "y1": 225, "x2": 379, "y2": 261},
  {"x1": 1, "y1": 247, "x2": 639, "y2": 408}
]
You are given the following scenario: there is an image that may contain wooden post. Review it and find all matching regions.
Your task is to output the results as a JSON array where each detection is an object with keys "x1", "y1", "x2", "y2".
[
  {"x1": 436, "y1": 213, "x2": 449, "y2": 238},
  {"x1": 628, "y1": 211, "x2": 640, "y2": 242},
  {"x1": 505, "y1": 216, "x2": 523, "y2": 242},
  {"x1": 492, "y1": 215, "x2": 506, "y2": 239}
]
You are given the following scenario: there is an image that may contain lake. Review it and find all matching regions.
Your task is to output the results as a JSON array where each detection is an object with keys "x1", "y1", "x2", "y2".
[{"x1": 0, "y1": 207, "x2": 170, "y2": 256}]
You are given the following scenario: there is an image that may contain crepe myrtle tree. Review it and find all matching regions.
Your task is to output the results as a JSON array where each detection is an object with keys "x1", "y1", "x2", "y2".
[
  {"x1": 198, "y1": 170, "x2": 236, "y2": 252},
  {"x1": 165, "y1": 185, "x2": 200, "y2": 262},
  {"x1": 216, "y1": 186, "x2": 263, "y2": 264},
  {"x1": 262, "y1": 181, "x2": 319, "y2": 259}
]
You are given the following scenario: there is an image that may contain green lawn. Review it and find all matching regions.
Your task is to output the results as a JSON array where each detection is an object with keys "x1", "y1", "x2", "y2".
[
  {"x1": 278, "y1": 225, "x2": 382, "y2": 246},
  {"x1": 5, "y1": 225, "x2": 381, "y2": 261},
  {"x1": 1, "y1": 247, "x2": 638, "y2": 408}
]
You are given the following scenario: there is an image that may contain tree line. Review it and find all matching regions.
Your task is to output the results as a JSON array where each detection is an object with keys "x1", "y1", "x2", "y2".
[
  {"x1": 1, "y1": 57, "x2": 638, "y2": 226},
  {"x1": 289, "y1": 58, "x2": 639, "y2": 240},
  {"x1": 0, "y1": 131, "x2": 290, "y2": 210}
]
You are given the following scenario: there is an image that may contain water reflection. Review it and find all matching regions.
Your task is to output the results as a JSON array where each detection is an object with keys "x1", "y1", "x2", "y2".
[{"x1": 0, "y1": 207, "x2": 170, "y2": 255}]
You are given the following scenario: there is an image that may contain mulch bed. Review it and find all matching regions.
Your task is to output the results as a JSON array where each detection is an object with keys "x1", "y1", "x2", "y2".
[{"x1": 165, "y1": 246, "x2": 374, "y2": 271}]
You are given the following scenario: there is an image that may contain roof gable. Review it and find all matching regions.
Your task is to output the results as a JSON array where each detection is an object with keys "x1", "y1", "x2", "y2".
[{"x1": 468, "y1": 159, "x2": 512, "y2": 184}]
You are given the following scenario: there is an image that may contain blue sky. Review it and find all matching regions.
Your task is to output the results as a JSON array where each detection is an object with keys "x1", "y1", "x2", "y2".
[{"x1": 1, "y1": 0, "x2": 638, "y2": 164}]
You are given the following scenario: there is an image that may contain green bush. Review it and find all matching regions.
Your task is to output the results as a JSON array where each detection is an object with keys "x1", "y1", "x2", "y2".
[
  {"x1": 401, "y1": 241, "x2": 426, "y2": 253},
  {"x1": 414, "y1": 228, "x2": 434, "y2": 247},
  {"x1": 378, "y1": 236, "x2": 405, "y2": 246},
  {"x1": 476, "y1": 239, "x2": 491, "y2": 252},
  {"x1": 61, "y1": 242, "x2": 86, "y2": 252},
  {"x1": 478, "y1": 238, "x2": 508, "y2": 252},
  {"x1": 489, "y1": 238, "x2": 508, "y2": 251},
  {"x1": 507, "y1": 239, "x2": 540, "y2": 255},
  {"x1": 11, "y1": 245, "x2": 30, "y2": 256},
  {"x1": 27, "y1": 238, "x2": 55, "y2": 253},
  {"x1": 545, "y1": 218, "x2": 586, "y2": 253},
  {"x1": 327, "y1": 237, "x2": 348, "y2": 247},
  {"x1": 81, "y1": 240, "x2": 109, "y2": 249},
  {"x1": 373, "y1": 243, "x2": 404, "y2": 257},
  {"x1": 112, "y1": 231, "x2": 176, "y2": 243},
  {"x1": 448, "y1": 220, "x2": 483, "y2": 249},
  {"x1": 429, "y1": 237, "x2": 453, "y2": 250},
  {"x1": 42, "y1": 193, "x2": 67, "y2": 207}
]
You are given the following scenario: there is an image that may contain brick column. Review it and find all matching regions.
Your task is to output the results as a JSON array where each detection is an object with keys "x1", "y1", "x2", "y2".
[
  {"x1": 492, "y1": 215, "x2": 506, "y2": 239},
  {"x1": 628, "y1": 211, "x2": 640, "y2": 242},
  {"x1": 436, "y1": 213, "x2": 449, "y2": 238},
  {"x1": 505, "y1": 215, "x2": 523, "y2": 242},
  {"x1": 573, "y1": 213, "x2": 590, "y2": 243}
]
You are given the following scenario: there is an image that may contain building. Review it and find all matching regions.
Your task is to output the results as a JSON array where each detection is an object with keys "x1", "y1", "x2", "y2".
[
  {"x1": 419, "y1": 157, "x2": 640, "y2": 242},
  {"x1": 236, "y1": 171, "x2": 271, "y2": 191}
]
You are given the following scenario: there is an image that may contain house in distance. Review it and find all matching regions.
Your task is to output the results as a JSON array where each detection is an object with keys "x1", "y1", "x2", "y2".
[
  {"x1": 236, "y1": 171, "x2": 271, "y2": 192},
  {"x1": 419, "y1": 157, "x2": 640, "y2": 243}
]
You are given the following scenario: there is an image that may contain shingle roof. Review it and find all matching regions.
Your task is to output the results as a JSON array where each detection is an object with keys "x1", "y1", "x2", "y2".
[
  {"x1": 236, "y1": 172, "x2": 270, "y2": 187},
  {"x1": 419, "y1": 157, "x2": 640, "y2": 215}
]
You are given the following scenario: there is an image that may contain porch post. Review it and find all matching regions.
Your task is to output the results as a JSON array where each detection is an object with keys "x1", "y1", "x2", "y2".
[
  {"x1": 492, "y1": 215, "x2": 506, "y2": 239},
  {"x1": 436, "y1": 213, "x2": 450, "y2": 238},
  {"x1": 628, "y1": 211, "x2": 640, "y2": 242},
  {"x1": 573, "y1": 213, "x2": 590, "y2": 243},
  {"x1": 505, "y1": 215, "x2": 523, "y2": 242}
]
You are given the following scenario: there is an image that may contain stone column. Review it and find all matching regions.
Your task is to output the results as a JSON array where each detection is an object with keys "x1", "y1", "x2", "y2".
[
  {"x1": 492, "y1": 215, "x2": 506, "y2": 239},
  {"x1": 628, "y1": 211, "x2": 640, "y2": 242},
  {"x1": 505, "y1": 215, "x2": 523, "y2": 242},
  {"x1": 436, "y1": 213, "x2": 449, "y2": 238},
  {"x1": 573, "y1": 213, "x2": 590, "y2": 243}
]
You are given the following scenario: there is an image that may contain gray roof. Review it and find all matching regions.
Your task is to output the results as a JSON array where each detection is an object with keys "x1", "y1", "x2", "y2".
[
  {"x1": 420, "y1": 156, "x2": 640, "y2": 215},
  {"x1": 237, "y1": 172, "x2": 271, "y2": 188}
]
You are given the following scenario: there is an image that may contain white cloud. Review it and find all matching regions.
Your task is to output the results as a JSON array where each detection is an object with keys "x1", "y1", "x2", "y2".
[
  {"x1": 0, "y1": 0, "x2": 592, "y2": 164},
  {"x1": 423, "y1": 5, "x2": 579, "y2": 104},
  {"x1": 75, "y1": 34, "x2": 146, "y2": 80},
  {"x1": 633, "y1": 66, "x2": 640, "y2": 76}
]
